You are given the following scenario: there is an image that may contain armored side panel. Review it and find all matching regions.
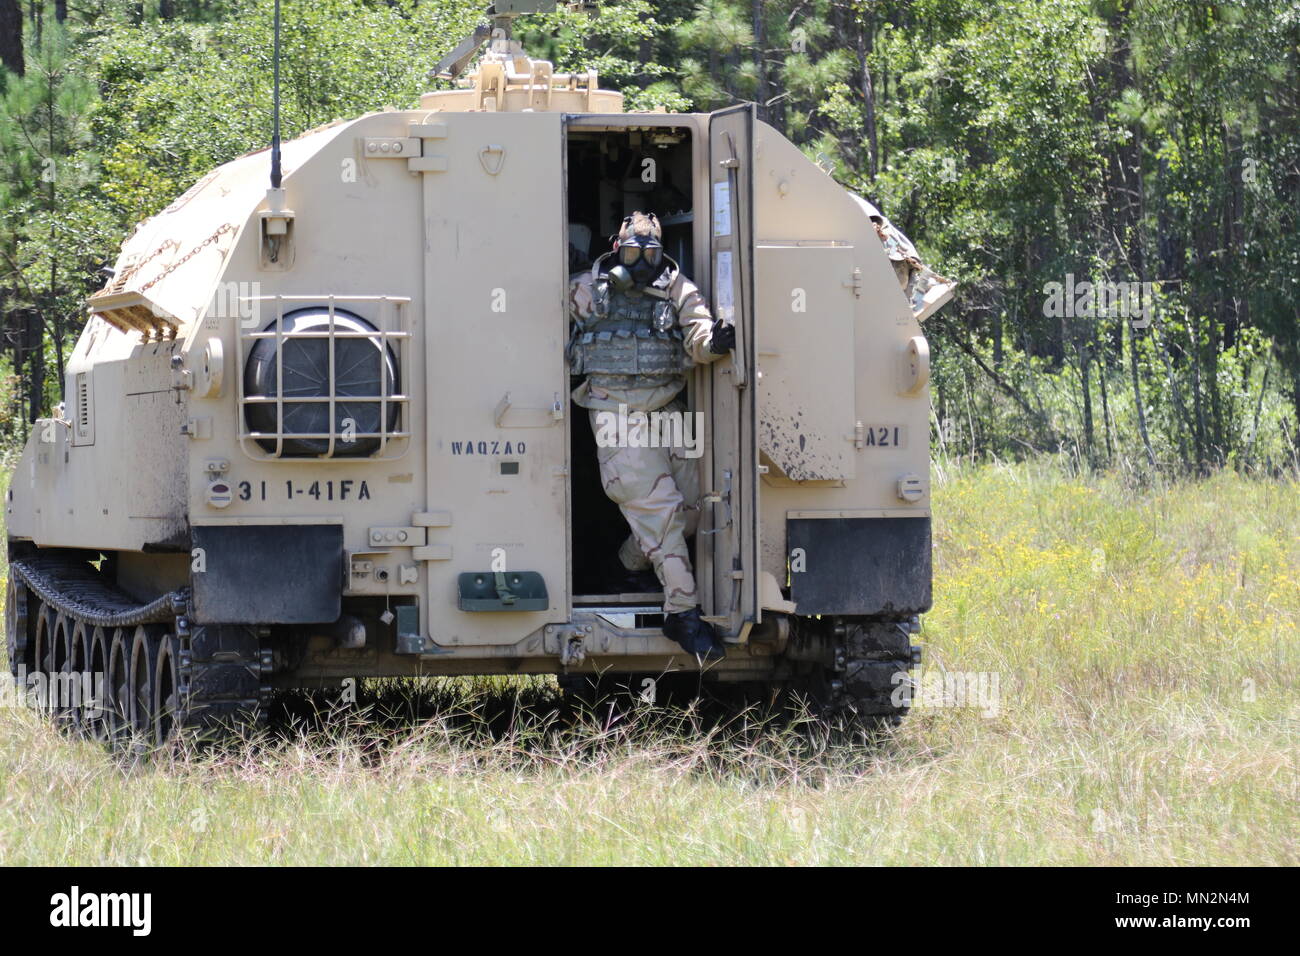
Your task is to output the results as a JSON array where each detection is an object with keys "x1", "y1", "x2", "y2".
[
  {"x1": 747, "y1": 120, "x2": 935, "y2": 616},
  {"x1": 4, "y1": 125, "x2": 347, "y2": 561}
]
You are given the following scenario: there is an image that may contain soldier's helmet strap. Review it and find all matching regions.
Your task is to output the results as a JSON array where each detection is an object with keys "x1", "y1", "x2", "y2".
[{"x1": 590, "y1": 251, "x2": 615, "y2": 284}]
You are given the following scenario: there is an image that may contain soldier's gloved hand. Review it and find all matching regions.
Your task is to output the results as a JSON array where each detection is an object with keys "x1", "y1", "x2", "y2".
[{"x1": 708, "y1": 320, "x2": 736, "y2": 354}]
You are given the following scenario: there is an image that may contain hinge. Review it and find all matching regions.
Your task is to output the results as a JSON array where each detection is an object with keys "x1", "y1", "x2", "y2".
[
  {"x1": 843, "y1": 268, "x2": 863, "y2": 299},
  {"x1": 412, "y1": 511, "x2": 452, "y2": 528},
  {"x1": 170, "y1": 354, "x2": 192, "y2": 394},
  {"x1": 407, "y1": 122, "x2": 449, "y2": 174},
  {"x1": 411, "y1": 510, "x2": 451, "y2": 561},
  {"x1": 412, "y1": 544, "x2": 453, "y2": 561},
  {"x1": 408, "y1": 155, "x2": 448, "y2": 173},
  {"x1": 409, "y1": 123, "x2": 448, "y2": 139}
]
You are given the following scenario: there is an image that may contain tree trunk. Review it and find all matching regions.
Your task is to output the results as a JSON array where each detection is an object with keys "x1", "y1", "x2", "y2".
[
  {"x1": 857, "y1": 3, "x2": 878, "y2": 179},
  {"x1": 0, "y1": 0, "x2": 22, "y2": 77},
  {"x1": 1154, "y1": 316, "x2": 1195, "y2": 467},
  {"x1": 1079, "y1": 343, "x2": 1095, "y2": 462},
  {"x1": 1109, "y1": 4, "x2": 1156, "y2": 468},
  {"x1": 941, "y1": 312, "x2": 1057, "y2": 448},
  {"x1": 1098, "y1": 349, "x2": 1114, "y2": 464},
  {"x1": 26, "y1": 310, "x2": 44, "y2": 422},
  {"x1": 1127, "y1": 318, "x2": 1156, "y2": 467}
]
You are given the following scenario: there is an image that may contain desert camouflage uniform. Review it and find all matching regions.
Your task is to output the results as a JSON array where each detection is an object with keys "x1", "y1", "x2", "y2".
[
  {"x1": 569, "y1": 263, "x2": 722, "y2": 613},
  {"x1": 852, "y1": 193, "x2": 955, "y2": 317}
]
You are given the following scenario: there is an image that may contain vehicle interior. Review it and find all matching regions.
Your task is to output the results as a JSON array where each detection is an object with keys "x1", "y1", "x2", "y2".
[{"x1": 564, "y1": 125, "x2": 697, "y2": 613}]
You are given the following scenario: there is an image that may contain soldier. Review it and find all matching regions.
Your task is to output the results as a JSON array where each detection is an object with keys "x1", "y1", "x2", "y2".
[{"x1": 568, "y1": 212, "x2": 735, "y2": 660}]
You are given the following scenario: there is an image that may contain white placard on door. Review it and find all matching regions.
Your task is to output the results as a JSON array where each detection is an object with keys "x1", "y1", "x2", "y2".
[
  {"x1": 715, "y1": 250, "x2": 734, "y2": 323},
  {"x1": 712, "y1": 180, "x2": 732, "y2": 237}
]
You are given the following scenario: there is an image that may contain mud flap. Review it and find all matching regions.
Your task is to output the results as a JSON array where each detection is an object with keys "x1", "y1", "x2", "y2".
[
  {"x1": 190, "y1": 525, "x2": 344, "y2": 624},
  {"x1": 787, "y1": 516, "x2": 931, "y2": 616}
]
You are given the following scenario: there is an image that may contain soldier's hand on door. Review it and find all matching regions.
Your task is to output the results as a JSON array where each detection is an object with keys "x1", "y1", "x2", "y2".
[{"x1": 708, "y1": 320, "x2": 736, "y2": 354}]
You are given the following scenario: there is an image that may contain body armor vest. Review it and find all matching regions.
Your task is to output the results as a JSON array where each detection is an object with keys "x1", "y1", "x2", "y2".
[{"x1": 569, "y1": 262, "x2": 691, "y2": 388}]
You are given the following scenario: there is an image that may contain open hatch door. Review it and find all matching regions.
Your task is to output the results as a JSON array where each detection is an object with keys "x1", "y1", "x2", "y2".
[{"x1": 705, "y1": 104, "x2": 760, "y2": 638}]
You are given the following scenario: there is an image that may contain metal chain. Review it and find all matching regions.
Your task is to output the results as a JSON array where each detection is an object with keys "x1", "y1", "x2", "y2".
[
  {"x1": 108, "y1": 239, "x2": 181, "y2": 292},
  {"x1": 137, "y1": 223, "x2": 238, "y2": 293}
]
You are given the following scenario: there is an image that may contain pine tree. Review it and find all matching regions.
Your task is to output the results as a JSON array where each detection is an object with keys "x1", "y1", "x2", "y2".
[{"x1": 0, "y1": 21, "x2": 96, "y2": 425}]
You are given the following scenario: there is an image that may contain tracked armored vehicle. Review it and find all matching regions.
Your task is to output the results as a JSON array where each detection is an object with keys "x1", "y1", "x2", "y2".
[{"x1": 4, "y1": 2, "x2": 953, "y2": 745}]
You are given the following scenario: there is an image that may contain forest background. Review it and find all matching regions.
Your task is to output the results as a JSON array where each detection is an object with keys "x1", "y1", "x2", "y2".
[{"x1": 1, "y1": 0, "x2": 1298, "y2": 474}]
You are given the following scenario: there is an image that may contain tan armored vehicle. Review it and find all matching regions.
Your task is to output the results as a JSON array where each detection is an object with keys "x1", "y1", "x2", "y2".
[{"x1": 4, "y1": 2, "x2": 953, "y2": 743}]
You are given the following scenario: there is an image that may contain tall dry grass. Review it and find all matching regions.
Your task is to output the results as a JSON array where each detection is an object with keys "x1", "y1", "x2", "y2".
[{"x1": 0, "y1": 458, "x2": 1295, "y2": 864}]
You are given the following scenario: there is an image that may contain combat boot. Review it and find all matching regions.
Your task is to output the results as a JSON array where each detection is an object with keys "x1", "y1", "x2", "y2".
[{"x1": 662, "y1": 606, "x2": 726, "y2": 661}]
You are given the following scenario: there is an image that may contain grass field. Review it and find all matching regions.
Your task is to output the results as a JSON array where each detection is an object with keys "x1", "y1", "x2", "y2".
[{"x1": 1, "y1": 458, "x2": 1296, "y2": 865}]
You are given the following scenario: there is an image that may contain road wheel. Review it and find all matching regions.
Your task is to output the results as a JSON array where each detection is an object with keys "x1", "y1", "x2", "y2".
[
  {"x1": 32, "y1": 602, "x2": 55, "y2": 714},
  {"x1": 4, "y1": 574, "x2": 30, "y2": 681},
  {"x1": 106, "y1": 627, "x2": 133, "y2": 752},
  {"x1": 61, "y1": 620, "x2": 91, "y2": 735},
  {"x1": 128, "y1": 625, "x2": 163, "y2": 755},
  {"x1": 153, "y1": 631, "x2": 185, "y2": 749},
  {"x1": 86, "y1": 626, "x2": 111, "y2": 742},
  {"x1": 50, "y1": 612, "x2": 74, "y2": 728}
]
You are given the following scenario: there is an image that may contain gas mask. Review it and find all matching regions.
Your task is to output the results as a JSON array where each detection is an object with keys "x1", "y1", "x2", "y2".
[{"x1": 613, "y1": 236, "x2": 665, "y2": 288}]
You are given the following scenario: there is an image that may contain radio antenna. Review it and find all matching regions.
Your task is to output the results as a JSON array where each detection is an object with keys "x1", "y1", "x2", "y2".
[{"x1": 270, "y1": 0, "x2": 282, "y2": 189}]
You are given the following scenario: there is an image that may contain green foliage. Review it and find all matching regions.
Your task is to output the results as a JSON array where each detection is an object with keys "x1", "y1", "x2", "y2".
[
  {"x1": 0, "y1": 0, "x2": 1296, "y2": 470},
  {"x1": 87, "y1": 0, "x2": 484, "y2": 223},
  {"x1": 0, "y1": 20, "x2": 104, "y2": 422}
]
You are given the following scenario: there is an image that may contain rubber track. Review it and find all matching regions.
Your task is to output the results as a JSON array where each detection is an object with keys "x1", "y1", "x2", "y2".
[
  {"x1": 177, "y1": 618, "x2": 268, "y2": 734},
  {"x1": 11, "y1": 555, "x2": 185, "y2": 628},
  {"x1": 829, "y1": 619, "x2": 919, "y2": 722},
  {"x1": 12, "y1": 554, "x2": 267, "y2": 740}
]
